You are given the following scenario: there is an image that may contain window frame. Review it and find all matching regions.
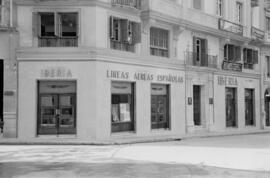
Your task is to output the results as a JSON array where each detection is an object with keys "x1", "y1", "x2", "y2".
[
  {"x1": 216, "y1": 0, "x2": 223, "y2": 16},
  {"x1": 150, "y1": 27, "x2": 170, "y2": 58},
  {"x1": 33, "y1": 9, "x2": 80, "y2": 47},
  {"x1": 266, "y1": 16, "x2": 270, "y2": 31},
  {"x1": 236, "y1": 2, "x2": 243, "y2": 24},
  {"x1": 193, "y1": 0, "x2": 203, "y2": 10}
]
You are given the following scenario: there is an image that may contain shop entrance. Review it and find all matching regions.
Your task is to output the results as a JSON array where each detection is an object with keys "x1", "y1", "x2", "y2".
[
  {"x1": 265, "y1": 89, "x2": 270, "y2": 127},
  {"x1": 37, "y1": 81, "x2": 76, "y2": 135},
  {"x1": 193, "y1": 85, "x2": 201, "y2": 126},
  {"x1": 225, "y1": 87, "x2": 237, "y2": 127}
]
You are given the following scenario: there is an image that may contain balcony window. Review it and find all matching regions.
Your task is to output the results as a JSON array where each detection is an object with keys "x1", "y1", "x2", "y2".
[
  {"x1": 216, "y1": 0, "x2": 223, "y2": 16},
  {"x1": 267, "y1": 56, "x2": 270, "y2": 77},
  {"x1": 236, "y1": 2, "x2": 243, "y2": 23},
  {"x1": 109, "y1": 16, "x2": 141, "y2": 52},
  {"x1": 193, "y1": 0, "x2": 202, "y2": 10},
  {"x1": 150, "y1": 27, "x2": 169, "y2": 57},
  {"x1": 266, "y1": 16, "x2": 270, "y2": 31},
  {"x1": 33, "y1": 12, "x2": 78, "y2": 47},
  {"x1": 111, "y1": 0, "x2": 141, "y2": 10},
  {"x1": 243, "y1": 48, "x2": 258, "y2": 69},
  {"x1": 223, "y1": 44, "x2": 242, "y2": 72}
]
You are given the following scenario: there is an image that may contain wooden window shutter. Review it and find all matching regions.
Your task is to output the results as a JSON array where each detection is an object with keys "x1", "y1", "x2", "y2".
[
  {"x1": 235, "y1": 46, "x2": 241, "y2": 62},
  {"x1": 109, "y1": 16, "x2": 115, "y2": 39},
  {"x1": 132, "y1": 22, "x2": 141, "y2": 44},
  {"x1": 120, "y1": 19, "x2": 128, "y2": 42},
  {"x1": 243, "y1": 48, "x2": 247, "y2": 63},
  {"x1": 253, "y1": 50, "x2": 258, "y2": 64},
  {"x1": 32, "y1": 12, "x2": 40, "y2": 37}
]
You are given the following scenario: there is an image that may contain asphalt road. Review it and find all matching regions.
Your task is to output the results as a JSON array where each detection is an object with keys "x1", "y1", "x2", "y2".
[{"x1": 0, "y1": 133, "x2": 270, "y2": 177}]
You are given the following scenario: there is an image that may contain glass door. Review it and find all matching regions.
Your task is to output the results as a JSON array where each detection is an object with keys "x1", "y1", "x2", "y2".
[
  {"x1": 193, "y1": 85, "x2": 201, "y2": 126},
  {"x1": 226, "y1": 88, "x2": 237, "y2": 127}
]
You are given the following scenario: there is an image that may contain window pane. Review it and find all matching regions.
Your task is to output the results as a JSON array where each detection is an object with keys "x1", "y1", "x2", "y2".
[
  {"x1": 41, "y1": 13, "x2": 55, "y2": 36},
  {"x1": 60, "y1": 13, "x2": 77, "y2": 37}
]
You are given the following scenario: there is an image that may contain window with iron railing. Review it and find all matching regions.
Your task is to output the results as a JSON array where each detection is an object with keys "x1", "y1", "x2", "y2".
[
  {"x1": 111, "y1": 0, "x2": 141, "y2": 9},
  {"x1": 33, "y1": 12, "x2": 79, "y2": 47},
  {"x1": 109, "y1": 16, "x2": 141, "y2": 52},
  {"x1": 222, "y1": 44, "x2": 242, "y2": 72},
  {"x1": 243, "y1": 48, "x2": 258, "y2": 70},
  {"x1": 150, "y1": 27, "x2": 169, "y2": 57}
]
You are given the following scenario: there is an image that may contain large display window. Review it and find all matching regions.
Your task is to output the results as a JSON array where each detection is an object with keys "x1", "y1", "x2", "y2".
[
  {"x1": 111, "y1": 82, "x2": 135, "y2": 133},
  {"x1": 151, "y1": 84, "x2": 170, "y2": 129}
]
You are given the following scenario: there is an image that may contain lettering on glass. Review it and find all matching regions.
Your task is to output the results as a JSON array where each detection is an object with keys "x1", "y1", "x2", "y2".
[{"x1": 41, "y1": 67, "x2": 72, "y2": 78}]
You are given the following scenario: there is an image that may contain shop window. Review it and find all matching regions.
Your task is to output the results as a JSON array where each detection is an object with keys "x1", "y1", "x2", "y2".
[
  {"x1": 193, "y1": 0, "x2": 202, "y2": 10},
  {"x1": 33, "y1": 12, "x2": 79, "y2": 47},
  {"x1": 236, "y1": 2, "x2": 243, "y2": 23},
  {"x1": 224, "y1": 44, "x2": 241, "y2": 62},
  {"x1": 226, "y1": 87, "x2": 237, "y2": 127},
  {"x1": 150, "y1": 27, "x2": 169, "y2": 57},
  {"x1": 111, "y1": 82, "x2": 135, "y2": 133},
  {"x1": 109, "y1": 16, "x2": 141, "y2": 52},
  {"x1": 243, "y1": 48, "x2": 258, "y2": 69},
  {"x1": 245, "y1": 89, "x2": 255, "y2": 126},
  {"x1": 216, "y1": 0, "x2": 223, "y2": 16},
  {"x1": 151, "y1": 84, "x2": 170, "y2": 129}
]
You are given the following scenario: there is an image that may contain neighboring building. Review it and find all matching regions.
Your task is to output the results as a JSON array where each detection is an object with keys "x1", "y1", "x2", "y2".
[
  {"x1": 0, "y1": 0, "x2": 17, "y2": 137},
  {"x1": 7, "y1": 0, "x2": 269, "y2": 141}
]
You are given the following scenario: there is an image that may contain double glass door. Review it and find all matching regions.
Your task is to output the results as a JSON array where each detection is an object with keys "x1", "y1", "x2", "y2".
[
  {"x1": 38, "y1": 94, "x2": 76, "y2": 135},
  {"x1": 226, "y1": 88, "x2": 237, "y2": 127},
  {"x1": 38, "y1": 81, "x2": 76, "y2": 135}
]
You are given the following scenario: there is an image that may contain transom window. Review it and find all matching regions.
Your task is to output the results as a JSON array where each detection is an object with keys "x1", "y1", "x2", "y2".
[
  {"x1": 150, "y1": 27, "x2": 169, "y2": 57},
  {"x1": 33, "y1": 12, "x2": 79, "y2": 47}
]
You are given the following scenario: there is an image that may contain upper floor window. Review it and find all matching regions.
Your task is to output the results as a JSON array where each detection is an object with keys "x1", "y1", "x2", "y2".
[
  {"x1": 33, "y1": 12, "x2": 78, "y2": 47},
  {"x1": 267, "y1": 56, "x2": 270, "y2": 77},
  {"x1": 0, "y1": 0, "x2": 2, "y2": 24},
  {"x1": 193, "y1": 0, "x2": 202, "y2": 10},
  {"x1": 192, "y1": 37, "x2": 208, "y2": 65},
  {"x1": 243, "y1": 48, "x2": 258, "y2": 69},
  {"x1": 216, "y1": 0, "x2": 223, "y2": 16},
  {"x1": 236, "y1": 2, "x2": 243, "y2": 23},
  {"x1": 266, "y1": 16, "x2": 270, "y2": 31},
  {"x1": 150, "y1": 27, "x2": 169, "y2": 58},
  {"x1": 224, "y1": 44, "x2": 241, "y2": 62},
  {"x1": 109, "y1": 16, "x2": 141, "y2": 53}
]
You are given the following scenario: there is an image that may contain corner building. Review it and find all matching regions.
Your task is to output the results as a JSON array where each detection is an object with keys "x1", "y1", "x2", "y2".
[{"x1": 15, "y1": 0, "x2": 268, "y2": 141}]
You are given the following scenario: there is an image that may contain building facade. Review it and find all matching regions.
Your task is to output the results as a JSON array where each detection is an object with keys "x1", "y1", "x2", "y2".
[
  {"x1": 0, "y1": 0, "x2": 17, "y2": 138},
  {"x1": 7, "y1": 0, "x2": 270, "y2": 141}
]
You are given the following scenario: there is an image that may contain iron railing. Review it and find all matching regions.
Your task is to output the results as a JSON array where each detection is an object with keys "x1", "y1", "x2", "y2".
[
  {"x1": 110, "y1": 40, "x2": 135, "y2": 52},
  {"x1": 111, "y1": 0, "x2": 141, "y2": 9},
  {"x1": 222, "y1": 60, "x2": 242, "y2": 72},
  {"x1": 244, "y1": 63, "x2": 254, "y2": 70},
  {"x1": 38, "y1": 37, "x2": 78, "y2": 47},
  {"x1": 219, "y1": 18, "x2": 243, "y2": 36},
  {"x1": 185, "y1": 52, "x2": 218, "y2": 68},
  {"x1": 251, "y1": 26, "x2": 265, "y2": 40}
]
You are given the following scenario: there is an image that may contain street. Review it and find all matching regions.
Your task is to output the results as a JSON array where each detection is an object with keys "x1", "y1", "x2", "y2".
[{"x1": 0, "y1": 133, "x2": 270, "y2": 177}]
